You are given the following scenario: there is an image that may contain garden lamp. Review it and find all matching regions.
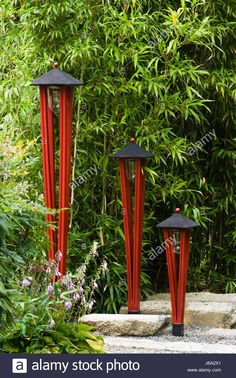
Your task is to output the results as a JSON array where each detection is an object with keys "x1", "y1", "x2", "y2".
[
  {"x1": 112, "y1": 137, "x2": 153, "y2": 313},
  {"x1": 31, "y1": 63, "x2": 83, "y2": 275},
  {"x1": 156, "y1": 208, "x2": 199, "y2": 336}
]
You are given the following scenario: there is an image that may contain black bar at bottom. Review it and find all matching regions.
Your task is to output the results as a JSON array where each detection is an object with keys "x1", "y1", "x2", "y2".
[
  {"x1": 173, "y1": 323, "x2": 184, "y2": 336},
  {"x1": 128, "y1": 311, "x2": 140, "y2": 314},
  {"x1": 1, "y1": 353, "x2": 235, "y2": 378}
]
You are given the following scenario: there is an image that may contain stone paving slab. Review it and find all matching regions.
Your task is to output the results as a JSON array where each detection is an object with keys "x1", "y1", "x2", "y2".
[
  {"x1": 120, "y1": 293, "x2": 236, "y2": 328},
  {"x1": 80, "y1": 314, "x2": 170, "y2": 336},
  {"x1": 184, "y1": 301, "x2": 236, "y2": 328},
  {"x1": 148, "y1": 292, "x2": 236, "y2": 303},
  {"x1": 104, "y1": 336, "x2": 236, "y2": 354},
  {"x1": 120, "y1": 300, "x2": 171, "y2": 315}
]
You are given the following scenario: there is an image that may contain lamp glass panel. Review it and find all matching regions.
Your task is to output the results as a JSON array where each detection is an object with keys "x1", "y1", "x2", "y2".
[
  {"x1": 173, "y1": 229, "x2": 180, "y2": 254},
  {"x1": 126, "y1": 159, "x2": 136, "y2": 182},
  {"x1": 47, "y1": 87, "x2": 60, "y2": 111}
]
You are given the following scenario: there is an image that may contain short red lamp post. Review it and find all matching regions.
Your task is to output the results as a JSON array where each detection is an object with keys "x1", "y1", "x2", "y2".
[
  {"x1": 156, "y1": 208, "x2": 199, "y2": 336},
  {"x1": 112, "y1": 138, "x2": 153, "y2": 313},
  {"x1": 31, "y1": 63, "x2": 83, "y2": 275}
]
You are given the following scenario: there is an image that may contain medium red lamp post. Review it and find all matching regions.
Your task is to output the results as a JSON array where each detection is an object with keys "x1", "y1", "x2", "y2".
[
  {"x1": 112, "y1": 138, "x2": 153, "y2": 313},
  {"x1": 31, "y1": 63, "x2": 83, "y2": 275},
  {"x1": 156, "y1": 208, "x2": 199, "y2": 336}
]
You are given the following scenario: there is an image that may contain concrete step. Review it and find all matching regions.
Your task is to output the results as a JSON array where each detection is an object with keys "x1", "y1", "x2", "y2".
[
  {"x1": 104, "y1": 336, "x2": 236, "y2": 354},
  {"x1": 120, "y1": 293, "x2": 236, "y2": 328},
  {"x1": 80, "y1": 314, "x2": 170, "y2": 336},
  {"x1": 206, "y1": 328, "x2": 236, "y2": 338},
  {"x1": 148, "y1": 292, "x2": 236, "y2": 303}
]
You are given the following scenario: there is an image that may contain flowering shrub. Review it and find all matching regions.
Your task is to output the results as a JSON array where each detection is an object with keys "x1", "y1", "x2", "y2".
[
  {"x1": 0, "y1": 242, "x2": 107, "y2": 354},
  {"x1": 41, "y1": 242, "x2": 108, "y2": 320}
]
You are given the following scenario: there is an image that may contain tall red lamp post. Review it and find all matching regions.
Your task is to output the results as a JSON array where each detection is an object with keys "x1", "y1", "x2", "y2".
[
  {"x1": 112, "y1": 138, "x2": 153, "y2": 313},
  {"x1": 32, "y1": 63, "x2": 83, "y2": 275},
  {"x1": 156, "y1": 208, "x2": 199, "y2": 336}
]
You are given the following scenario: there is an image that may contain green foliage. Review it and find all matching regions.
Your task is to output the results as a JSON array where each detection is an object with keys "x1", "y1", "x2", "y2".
[
  {"x1": 0, "y1": 131, "x2": 47, "y2": 326},
  {"x1": 0, "y1": 0, "x2": 235, "y2": 325},
  {"x1": 0, "y1": 318, "x2": 104, "y2": 354},
  {"x1": 0, "y1": 247, "x2": 106, "y2": 354}
]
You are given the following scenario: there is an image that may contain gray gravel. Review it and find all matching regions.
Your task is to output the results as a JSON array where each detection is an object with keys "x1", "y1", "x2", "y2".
[
  {"x1": 156, "y1": 325, "x2": 236, "y2": 345},
  {"x1": 103, "y1": 325, "x2": 236, "y2": 354}
]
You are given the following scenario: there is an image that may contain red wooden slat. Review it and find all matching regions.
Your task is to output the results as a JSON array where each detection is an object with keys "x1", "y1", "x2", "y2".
[
  {"x1": 58, "y1": 87, "x2": 73, "y2": 275},
  {"x1": 170, "y1": 231, "x2": 178, "y2": 307},
  {"x1": 40, "y1": 87, "x2": 55, "y2": 260},
  {"x1": 46, "y1": 89, "x2": 56, "y2": 260},
  {"x1": 133, "y1": 159, "x2": 145, "y2": 313},
  {"x1": 164, "y1": 229, "x2": 178, "y2": 323},
  {"x1": 176, "y1": 230, "x2": 190, "y2": 323},
  {"x1": 119, "y1": 160, "x2": 133, "y2": 311}
]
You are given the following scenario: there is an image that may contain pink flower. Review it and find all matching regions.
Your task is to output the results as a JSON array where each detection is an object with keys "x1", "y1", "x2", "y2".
[
  {"x1": 81, "y1": 297, "x2": 87, "y2": 305},
  {"x1": 93, "y1": 281, "x2": 98, "y2": 290},
  {"x1": 54, "y1": 268, "x2": 62, "y2": 277},
  {"x1": 61, "y1": 275, "x2": 69, "y2": 287},
  {"x1": 88, "y1": 300, "x2": 95, "y2": 310},
  {"x1": 46, "y1": 284, "x2": 54, "y2": 296},
  {"x1": 49, "y1": 319, "x2": 55, "y2": 330},
  {"x1": 79, "y1": 286, "x2": 84, "y2": 294},
  {"x1": 57, "y1": 251, "x2": 63, "y2": 262},
  {"x1": 21, "y1": 277, "x2": 33, "y2": 288},
  {"x1": 102, "y1": 260, "x2": 108, "y2": 272},
  {"x1": 64, "y1": 301, "x2": 72, "y2": 312},
  {"x1": 92, "y1": 241, "x2": 98, "y2": 256},
  {"x1": 74, "y1": 293, "x2": 81, "y2": 301}
]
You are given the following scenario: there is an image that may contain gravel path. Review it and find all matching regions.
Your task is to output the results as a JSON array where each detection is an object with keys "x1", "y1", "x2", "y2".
[{"x1": 104, "y1": 325, "x2": 236, "y2": 354}]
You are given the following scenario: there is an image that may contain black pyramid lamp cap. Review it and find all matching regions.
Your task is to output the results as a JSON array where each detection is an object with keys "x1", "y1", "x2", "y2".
[
  {"x1": 112, "y1": 137, "x2": 154, "y2": 159},
  {"x1": 156, "y1": 208, "x2": 200, "y2": 229},
  {"x1": 31, "y1": 62, "x2": 83, "y2": 86}
]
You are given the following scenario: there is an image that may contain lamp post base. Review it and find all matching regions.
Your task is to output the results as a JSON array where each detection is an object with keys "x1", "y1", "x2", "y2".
[{"x1": 172, "y1": 323, "x2": 184, "y2": 336}]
